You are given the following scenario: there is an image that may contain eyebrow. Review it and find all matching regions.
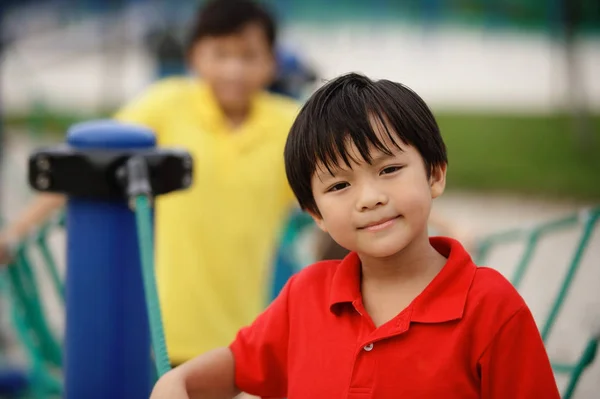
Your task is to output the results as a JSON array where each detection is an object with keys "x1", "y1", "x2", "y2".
[
  {"x1": 370, "y1": 151, "x2": 398, "y2": 164},
  {"x1": 365, "y1": 143, "x2": 406, "y2": 166},
  {"x1": 315, "y1": 165, "x2": 347, "y2": 182},
  {"x1": 315, "y1": 145, "x2": 406, "y2": 182}
]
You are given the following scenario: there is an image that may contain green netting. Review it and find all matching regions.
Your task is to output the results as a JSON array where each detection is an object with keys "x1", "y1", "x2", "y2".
[
  {"x1": 0, "y1": 215, "x2": 65, "y2": 397},
  {"x1": 1, "y1": 206, "x2": 598, "y2": 398},
  {"x1": 474, "y1": 206, "x2": 600, "y2": 399}
]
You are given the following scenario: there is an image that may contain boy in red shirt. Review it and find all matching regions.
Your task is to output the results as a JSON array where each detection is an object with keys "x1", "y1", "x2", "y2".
[{"x1": 150, "y1": 73, "x2": 560, "y2": 398}]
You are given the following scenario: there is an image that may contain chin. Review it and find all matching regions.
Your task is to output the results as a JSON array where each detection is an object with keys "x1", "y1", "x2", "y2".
[
  {"x1": 359, "y1": 243, "x2": 407, "y2": 259},
  {"x1": 358, "y1": 235, "x2": 414, "y2": 259},
  {"x1": 217, "y1": 94, "x2": 250, "y2": 110}
]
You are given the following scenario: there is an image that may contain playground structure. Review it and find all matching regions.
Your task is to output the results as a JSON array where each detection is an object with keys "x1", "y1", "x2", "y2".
[{"x1": 1, "y1": 120, "x2": 193, "y2": 397}]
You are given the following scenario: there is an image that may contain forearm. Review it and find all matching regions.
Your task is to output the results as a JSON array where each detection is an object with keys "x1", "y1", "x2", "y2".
[
  {"x1": 152, "y1": 347, "x2": 239, "y2": 399},
  {"x1": 184, "y1": 347, "x2": 239, "y2": 398},
  {"x1": 3, "y1": 193, "x2": 65, "y2": 239}
]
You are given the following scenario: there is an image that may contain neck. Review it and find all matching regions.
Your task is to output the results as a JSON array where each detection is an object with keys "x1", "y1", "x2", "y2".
[
  {"x1": 223, "y1": 106, "x2": 249, "y2": 128},
  {"x1": 359, "y1": 232, "x2": 446, "y2": 285}
]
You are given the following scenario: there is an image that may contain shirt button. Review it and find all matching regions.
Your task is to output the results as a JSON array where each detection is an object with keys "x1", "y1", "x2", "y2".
[{"x1": 363, "y1": 343, "x2": 374, "y2": 352}]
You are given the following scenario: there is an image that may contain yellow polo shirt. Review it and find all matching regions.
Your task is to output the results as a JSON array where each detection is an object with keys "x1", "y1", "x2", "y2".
[{"x1": 114, "y1": 77, "x2": 298, "y2": 363}]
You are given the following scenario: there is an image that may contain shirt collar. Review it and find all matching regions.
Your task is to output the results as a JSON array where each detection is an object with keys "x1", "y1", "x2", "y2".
[
  {"x1": 328, "y1": 251, "x2": 362, "y2": 310},
  {"x1": 328, "y1": 237, "x2": 477, "y2": 323}
]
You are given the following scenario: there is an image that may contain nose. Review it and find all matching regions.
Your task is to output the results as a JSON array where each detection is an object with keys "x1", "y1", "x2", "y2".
[
  {"x1": 355, "y1": 181, "x2": 388, "y2": 212},
  {"x1": 222, "y1": 57, "x2": 246, "y2": 81}
]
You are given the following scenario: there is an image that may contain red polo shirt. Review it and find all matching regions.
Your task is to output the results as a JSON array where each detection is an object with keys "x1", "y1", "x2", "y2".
[{"x1": 230, "y1": 237, "x2": 560, "y2": 399}]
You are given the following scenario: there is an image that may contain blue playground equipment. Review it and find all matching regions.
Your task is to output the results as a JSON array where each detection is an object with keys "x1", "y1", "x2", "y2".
[
  {"x1": 0, "y1": 121, "x2": 191, "y2": 397},
  {"x1": 269, "y1": 47, "x2": 318, "y2": 100},
  {"x1": 63, "y1": 122, "x2": 156, "y2": 398}
]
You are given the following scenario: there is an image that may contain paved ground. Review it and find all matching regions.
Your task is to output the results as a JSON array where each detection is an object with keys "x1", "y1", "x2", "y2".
[{"x1": 1, "y1": 132, "x2": 599, "y2": 398}]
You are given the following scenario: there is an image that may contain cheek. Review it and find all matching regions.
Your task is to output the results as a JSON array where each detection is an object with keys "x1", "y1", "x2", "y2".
[
  {"x1": 189, "y1": 45, "x2": 212, "y2": 74},
  {"x1": 395, "y1": 174, "x2": 433, "y2": 219},
  {"x1": 248, "y1": 59, "x2": 274, "y2": 86},
  {"x1": 192, "y1": 55, "x2": 217, "y2": 81},
  {"x1": 316, "y1": 197, "x2": 355, "y2": 240}
]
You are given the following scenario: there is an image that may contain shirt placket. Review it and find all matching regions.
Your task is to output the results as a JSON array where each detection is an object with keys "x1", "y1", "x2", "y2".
[{"x1": 347, "y1": 300, "x2": 413, "y2": 399}]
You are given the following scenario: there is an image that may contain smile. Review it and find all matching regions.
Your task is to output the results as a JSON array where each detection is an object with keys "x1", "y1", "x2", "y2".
[{"x1": 359, "y1": 216, "x2": 400, "y2": 232}]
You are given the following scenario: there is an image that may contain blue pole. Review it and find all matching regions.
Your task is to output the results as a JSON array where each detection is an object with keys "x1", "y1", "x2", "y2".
[{"x1": 64, "y1": 121, "x2": 156, "y2": 399}]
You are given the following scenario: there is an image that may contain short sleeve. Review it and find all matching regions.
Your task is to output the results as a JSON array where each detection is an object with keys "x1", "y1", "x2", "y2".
[
  {"x1": 229, "y1": 275, "x2": 294, "y2": 397},
  {"x1": 479, "y1": 305, "x2": 561, "y2": 399}
]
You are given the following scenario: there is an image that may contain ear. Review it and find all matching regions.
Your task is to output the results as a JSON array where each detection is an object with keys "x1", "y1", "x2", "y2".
[
  {"x1": 187, "y1": 41, "x2": 205, "y2": 77},
  {"x1": 263, "y1": 50, "x2": 278, "y2": 86},
  {"x1": 307, "y1": 210, "x2": 328, "y2": 233},
  {"x1": 430, "y1": 163, "x2": 447, "y2": 199}
]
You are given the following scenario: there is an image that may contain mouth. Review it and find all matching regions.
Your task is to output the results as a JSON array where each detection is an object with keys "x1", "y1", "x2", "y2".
[{"x1": 359, "y1": 215, "x2": 400, "y2": 232}]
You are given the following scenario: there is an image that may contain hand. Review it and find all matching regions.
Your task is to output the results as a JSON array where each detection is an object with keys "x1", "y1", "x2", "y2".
[{"x1": 0, "y1": 233, "x2": 17, "y2": 266}]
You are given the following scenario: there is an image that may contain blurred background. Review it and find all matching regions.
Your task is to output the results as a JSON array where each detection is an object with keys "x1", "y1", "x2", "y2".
[{"x1": 1, "y1": 0, "x2": 599, "y2": 398}]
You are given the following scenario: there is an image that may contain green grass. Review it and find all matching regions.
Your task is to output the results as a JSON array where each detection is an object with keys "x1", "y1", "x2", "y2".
[
  {"x1": 438, "y1": 113, "x2": 600, "y2": 200},
  {"x1": 4, "y1": 110, "x2": 600, "y2": 200},
  {"x1": 4, "y1": 110, "x2": 111, "y2": 140}
]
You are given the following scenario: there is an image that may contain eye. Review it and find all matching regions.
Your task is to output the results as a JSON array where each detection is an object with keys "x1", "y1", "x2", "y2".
[
  {"x1": 327, "y1": 182, "x2": 349, "y2": 192},
  {"x1": 242, "y1": 51, "x2": 259, "y2": 62},
  {"x1": 380, "y1": 165, "x2": 403, "y2": 175},
  {"x1": 212, "y1": 48, "x2": 228, "y2": 60}
]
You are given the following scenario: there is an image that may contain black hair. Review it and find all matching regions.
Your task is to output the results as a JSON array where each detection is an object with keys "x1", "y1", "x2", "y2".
[
  {"x1": 284, "y1": 73, "x2": 448, "y2": 216},
  {"x1": 186, "y1": 0, "x2": 277, "y2": 51}
]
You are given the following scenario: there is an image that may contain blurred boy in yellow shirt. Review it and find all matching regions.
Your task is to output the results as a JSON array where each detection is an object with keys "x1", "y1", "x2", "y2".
[{"x1": 0, "y1": 0, "x2": 298, "y2": 365}]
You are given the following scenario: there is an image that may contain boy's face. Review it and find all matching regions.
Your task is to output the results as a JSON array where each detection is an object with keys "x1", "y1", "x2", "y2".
[
  {"x1": 189, "y1": 23, "x2": 276, "y2": 112},
  {"x1": 309, "y1": 119, "x2": 446, "y2": 259}
]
